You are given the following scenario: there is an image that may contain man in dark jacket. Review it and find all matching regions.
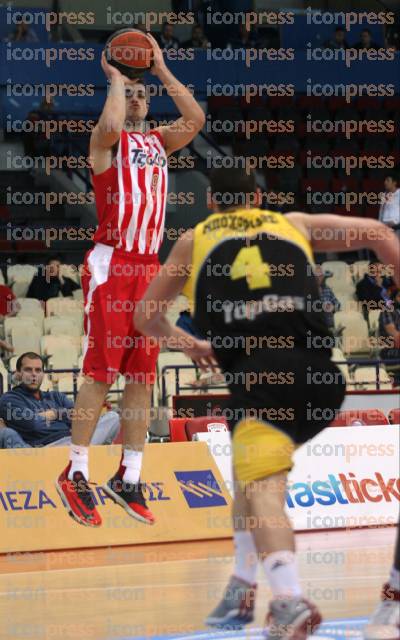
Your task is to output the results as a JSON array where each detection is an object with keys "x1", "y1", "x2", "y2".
[
  {"x1": 27, "y1": 256, "x2": 80, "y2": 303},
  {"x1": 355, "y1": 261, "x2": 395, "y2": 320},
  {"x1": 0, "y1": 352, "x2": 119, "y2": 447}
]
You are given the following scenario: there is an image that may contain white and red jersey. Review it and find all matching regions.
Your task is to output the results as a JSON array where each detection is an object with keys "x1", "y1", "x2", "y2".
[{"x1": 92, "y1": 129, "x2": 168, "y2": 255}]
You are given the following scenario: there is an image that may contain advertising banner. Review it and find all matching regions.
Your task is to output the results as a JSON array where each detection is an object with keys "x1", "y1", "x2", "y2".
[{"x1": 0, "y1": 443, "x2": 232, "y2": 554}]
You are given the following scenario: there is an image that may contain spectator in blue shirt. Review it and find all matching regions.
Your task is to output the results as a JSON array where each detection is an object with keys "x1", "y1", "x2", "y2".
[{"x1": 0, "y1": 352, "x2": 119, "y2": 448}]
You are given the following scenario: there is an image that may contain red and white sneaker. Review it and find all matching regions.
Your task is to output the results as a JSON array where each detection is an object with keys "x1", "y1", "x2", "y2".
[
  {"x1": 265, "y1": 596, "x2": 322, "y2": 640},
  {"x1": 102, "y1": 468, "x2": 155, "y2": 525},
  {"x1": 56, "y1": 463, "x2": 102, "y2": 527}
]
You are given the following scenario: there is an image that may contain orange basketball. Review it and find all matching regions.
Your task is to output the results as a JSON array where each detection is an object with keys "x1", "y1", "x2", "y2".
[{"x1": 105, "y1": 29, "x2": 153, "y2": 79}]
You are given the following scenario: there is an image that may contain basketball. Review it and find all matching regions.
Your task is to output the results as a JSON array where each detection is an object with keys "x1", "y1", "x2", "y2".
[{"x1": 105, "y1": 28, "x2": 153, "y2": 79}]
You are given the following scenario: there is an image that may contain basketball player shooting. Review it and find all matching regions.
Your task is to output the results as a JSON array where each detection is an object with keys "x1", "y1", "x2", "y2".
[
  {"x1": 56, "y1": 32, "x2": 205, "y2": 527},
  {"x1": 134, "y1": 168, "x2": 400, "y2": 638}
]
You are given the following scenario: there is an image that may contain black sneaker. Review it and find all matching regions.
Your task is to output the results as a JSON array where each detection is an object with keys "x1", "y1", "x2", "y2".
[{"x1": 102, "y1": 471, "x2": 155, "y2": 525}]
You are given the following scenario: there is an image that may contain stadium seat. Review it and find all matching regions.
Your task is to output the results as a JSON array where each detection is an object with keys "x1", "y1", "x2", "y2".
[
  {"x1": 388, "y1": 408, "x2": 400, "y2": 424},
  {"x1": 157, "y1": 351, "x2": 196, "y2": 404},
  {"x1": 331, "y1": 409, "x2": 389, "y2": 427},
  {"x1": 43, "y1": 316, "x2": 82, "y2": 337},
  {"x1": 367, "y1": 309, "x2": 381, "y2": 334},
  {"x1": 11, "y1": 326, "x2": 42, "y2": 357},
  {"x1": 7, "y1": 265, "x2": 37, "y2": 297},
  {"x1": 334, "y1": 310, "x2": 370, "y2": 356},
  {"x1": 46, "y1": 297, "x2": 83, "y2": 317},
  {"x1": 353, "y1": 366, "x2": 392, "y2": 390},
  {"x1": 16, "y1": 298, "x2": 45, "y2": 320},
  {"x1": 185, "y1": 416, "x2": 228, "y2": 441},
  {"x1": 41, "y1": 335, "x2": 80, "y2": 370},
  {"x1": 169, "y1": 418, "x2": 188, "y2": 442},
  {"x1": 4, "y1": 315, "x2": 43, "y2": 339}
]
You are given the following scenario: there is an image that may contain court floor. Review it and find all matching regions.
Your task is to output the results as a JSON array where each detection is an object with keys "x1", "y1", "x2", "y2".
[{"x1": 0, "y1": 526, "x2": 396, "y2": 640}]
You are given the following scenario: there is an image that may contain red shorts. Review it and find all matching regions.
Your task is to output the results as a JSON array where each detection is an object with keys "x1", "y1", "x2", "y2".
[{"x1": 81, "y1": 243, "x2": 160, "y2": 384}]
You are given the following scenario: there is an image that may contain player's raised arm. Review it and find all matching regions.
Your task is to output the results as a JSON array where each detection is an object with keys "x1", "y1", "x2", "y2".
[
  {"x1": 287, "y1": 212, "x2": 400, "y2": 286},
  {"x1": 146, "y1": 33, "x2": 206, "y2": 156},
  {"x1": 90, "y1": 53, "x2": 131, "y2": 153},
  {"x1": 134, "y1": 231, "x2": 216, "y2": 370}
]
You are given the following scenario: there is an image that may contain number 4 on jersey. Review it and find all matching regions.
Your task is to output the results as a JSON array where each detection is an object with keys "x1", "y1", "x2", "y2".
[{"x1": 230, "y1": 245, "x2": 271, "y2": 290}]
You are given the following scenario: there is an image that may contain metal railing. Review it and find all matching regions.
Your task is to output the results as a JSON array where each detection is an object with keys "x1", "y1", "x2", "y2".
[{"x1": 160, "y1": 359, "x2": 400, "y2": 405}]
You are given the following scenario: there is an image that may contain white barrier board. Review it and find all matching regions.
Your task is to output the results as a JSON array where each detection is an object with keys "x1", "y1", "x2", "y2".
[{"x1": 198, "y1": 425, "x2": 400, "y2": 531}]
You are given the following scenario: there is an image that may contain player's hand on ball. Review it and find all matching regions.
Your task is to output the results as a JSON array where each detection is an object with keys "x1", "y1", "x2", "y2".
[
  {"x1": 145, "y1": 33, "x2": 167, "y2": 76},
  {"x1": 101, "y1": 51, "x2": 132, "y2": 83},
  {"x1": 184, "y1": 339, "x2": 218, "y2": 372}
]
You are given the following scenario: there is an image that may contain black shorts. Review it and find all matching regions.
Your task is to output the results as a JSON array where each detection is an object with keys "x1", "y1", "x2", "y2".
[{"x1": 224, "y1": 349, "x2": 346, "y2": 444}]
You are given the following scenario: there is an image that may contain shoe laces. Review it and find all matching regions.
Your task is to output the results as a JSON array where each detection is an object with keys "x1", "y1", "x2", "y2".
[{"x1": 73, "y1": 472, "x2": 97, "y2": 510}]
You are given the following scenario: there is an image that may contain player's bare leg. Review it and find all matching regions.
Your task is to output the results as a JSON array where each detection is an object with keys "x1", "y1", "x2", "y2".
[
  {"x1": 56, "y1": 378, "x2": 111, "y2": 527},
  {"x1": 102, "y1": 380, "x2": 155, "y2": 524},
  {"x1": 246, "y1": 472, "x2": 321, "y2": 639}
]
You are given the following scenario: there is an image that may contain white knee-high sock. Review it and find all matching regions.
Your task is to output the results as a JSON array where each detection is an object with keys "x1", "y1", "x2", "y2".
[
  {"x1": 263, "y1": 550, "x2": 302, "y2": 598},
  {"x1": 68, "y1": 444, "x2": 89, "y2": 480},
  {"x1": 233, "y1": 530, "x2": 258, "y2": 585},
  {"x1": 121, "y1": 449, "x2": 143, "y2": 484}
]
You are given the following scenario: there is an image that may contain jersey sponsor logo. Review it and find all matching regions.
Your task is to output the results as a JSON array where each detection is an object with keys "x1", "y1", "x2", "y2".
[
  {"x1": 175, "y1": 470, "x2": 227, "y2": 508},
  {"x1": 286, "y1": 472, "x2": 400, "y2": 508},
  {"x1": 223, "y1": 295, "x2": 306, "y2": 323},
  {"x1": 130, "y1": 148, "x2": 167, "y2": 169}
]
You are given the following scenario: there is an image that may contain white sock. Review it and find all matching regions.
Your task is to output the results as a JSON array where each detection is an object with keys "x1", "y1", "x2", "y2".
[
  {"x1": 121, "y1": 449, "x2": 143, "y2": 484},
  {"x1": 68, "y1": 444, "x2": 89, "y2": 480},
  {"x1": 233, "y1": 530, "x2": 258, "y2": 585},
  {"x1": 263, "y1": 550, "x2": 302, "y2": 598},
  {"x1": 389, "y1": 566, "x2": 400, "y2": 591}
]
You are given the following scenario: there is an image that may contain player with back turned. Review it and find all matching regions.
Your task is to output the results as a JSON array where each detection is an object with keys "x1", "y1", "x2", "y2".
[
  {"x1": 56, "y1": 32, "x2": 205, "y2": 527},
  {"x1": 134, "y1": 167, "x2": 400, "y2": 638}
]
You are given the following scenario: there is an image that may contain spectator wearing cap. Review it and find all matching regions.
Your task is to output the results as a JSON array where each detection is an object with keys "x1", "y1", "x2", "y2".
[{"x1": 0, "y1": 352, "x2": 119, "y2": 448}]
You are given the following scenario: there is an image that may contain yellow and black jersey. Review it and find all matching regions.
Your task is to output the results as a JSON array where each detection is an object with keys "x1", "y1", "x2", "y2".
[{"x1": 183, "y1": 207, "x2": 332, "y2": 368}]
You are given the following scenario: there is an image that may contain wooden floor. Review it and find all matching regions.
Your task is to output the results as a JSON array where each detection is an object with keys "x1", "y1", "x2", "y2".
[{"x1": 0, "y1": 527, "x2": 396, "y2": 640}]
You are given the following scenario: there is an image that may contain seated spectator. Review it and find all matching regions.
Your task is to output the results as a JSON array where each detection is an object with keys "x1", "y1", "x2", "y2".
[
  {"x1": 228, "y1": 23, "x2": 261, "y2": 49},
  {"x1": 182, "y1": 23, "x2": 209, "y2": 49},
  {"x1": 0, "y1": 352, "x2": 119, "y2": 447},
  {"x1": 27, "y1": 255, "x2": 80, "y2": 303},
  {"x1": 155, "y1": 23, "x2": 180, "y2": 50},
  {"x1": 0, "y1": 417, "x2": 29, "y2": 448},
  {"x1": 5, "y1": 15, "x2": 39, "y2": 42},
  {"x1": 323, "y1": 27, "x2": 349, "y2": 49},
  {"x1": 379, "y1": 289, "x2": 400, "y2": 385},
  {"x1": 354, "y1": 28, "x2": 380, "y2": 51},
  {"x1": 356, "y1": 261, "x2": 394, "y2": 319},
  {"x1": 379, "y1": 170, "x2": 400, "y2": 235},
  {"x1": 315, "y1": 265, "x2": 341, "y2": 329}
]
